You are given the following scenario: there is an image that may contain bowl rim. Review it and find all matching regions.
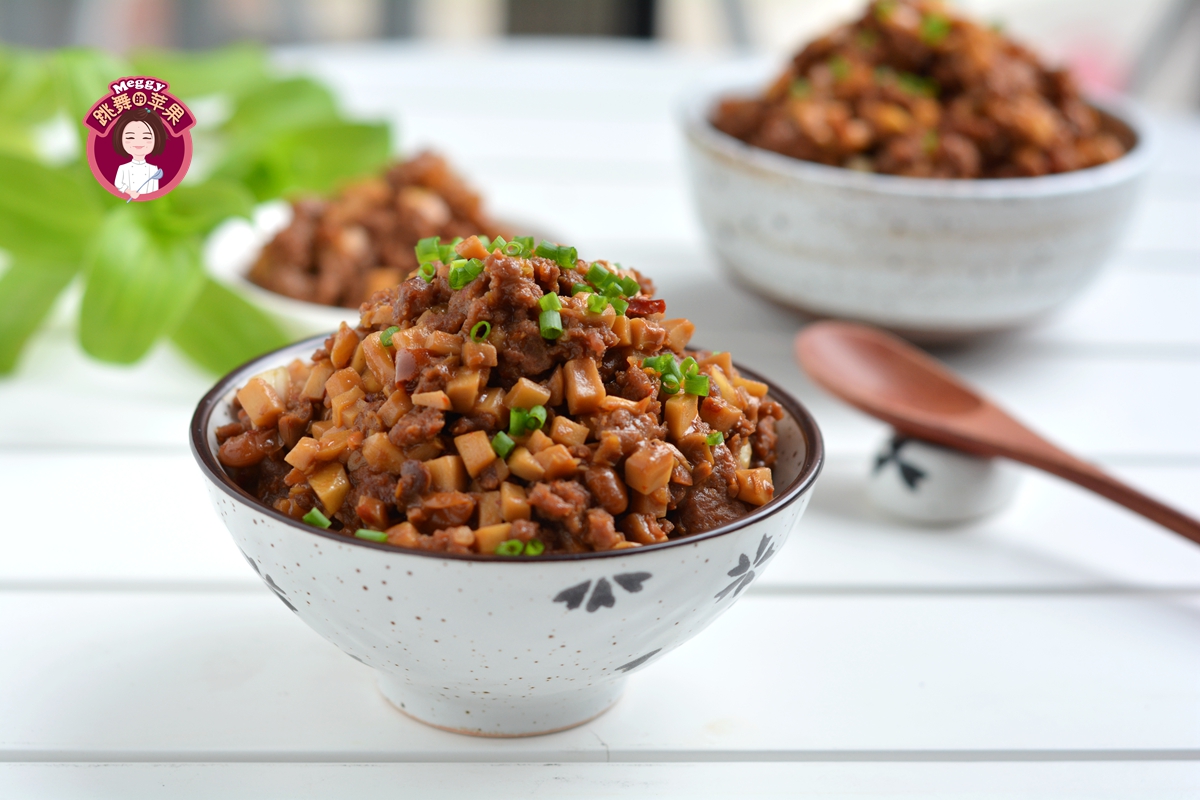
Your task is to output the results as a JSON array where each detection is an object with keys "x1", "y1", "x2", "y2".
[
  {"x1": 680, "y1": 68, "x2": 1155, "y2": 200},
  {"x1": 191, "y1": 334, "x2": 824, "y2": 563}
]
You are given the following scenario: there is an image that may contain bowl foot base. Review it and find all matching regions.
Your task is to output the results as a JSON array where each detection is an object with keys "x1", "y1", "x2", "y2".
[{"x1": 376, "y1": 673, "x2": 625, "y2": 737}]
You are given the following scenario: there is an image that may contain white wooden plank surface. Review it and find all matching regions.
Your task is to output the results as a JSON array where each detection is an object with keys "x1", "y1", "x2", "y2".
[
  {"x1": 4, "y1": 762, "x2": 1200, "y2": 800},
  {"x1": 2, "y1": 42, "x2": 1199, "y2": 796},
  {"x1": 3, "y1": 592, "x2": 1199, "y2": 759}
]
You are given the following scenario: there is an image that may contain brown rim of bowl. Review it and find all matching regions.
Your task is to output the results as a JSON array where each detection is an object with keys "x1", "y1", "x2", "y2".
[{"x1": 190, "y1": 334, "x2": 824, "y2": 563}]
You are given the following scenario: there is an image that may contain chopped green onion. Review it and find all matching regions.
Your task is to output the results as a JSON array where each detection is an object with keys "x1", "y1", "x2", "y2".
[
  {"x1": 586, "y1": 262, "x2": 613, "y2": 287},
  {"x1": 534, "y1": 241, "x2": 577, "y2": 270},
  {"x1": 601, "y1": 281, "x2": 623, "y2": 298},
  {"x1": 513, "y1": 236, "x2": 535, "y2": 253},
  {"x1": 303, "y1": 508, "x2": 331, "y2": 529},
  {"x1": 555, "y1": 245, "x2": 578, "y2": 269},
  {"x1": 538, "y1": 292, "x2": 562, "y2": 312},
  {"x1": 571, "y1": 283, "x2": 590, "y2": 296},
  {"x1": 495, "y1": 539, "x2": 524, "y2": 556},
  {"x1": 418, "y1": 262, "x2": 436, "y2": 283},
  {"x1": 641, "y1": 354, "x2": 674, "y2": 374},
  {"x1": 609, "y1": 297, "x2": 629, "y2": 316},
  {"x1": 526, "y1": 404, "x2": 547, "y2": 431},
  {"x1": 898, "y1": 72, "x2": 938, "y2": 98},
  {"x1": 355, "y1": 528, "x2": 388, "y2": 542},
  {"x1": 490, "y1": 235, "x2": 507, "y2": 252},
  {"x1": 683, "y1": 373, "x2": 710, "y2": 396},
  {"x1": 586, "y1": 293, "x2": 609, "y2": 315},
  {"x1": 380, "y1": 326, "x2": 400, "y2": 347},
  {"x1": 438, "y1": 238, "x2": 463, "y2": 264},
  {"x1": 476, "y1": 236, "x2": 491, "y2": 251},
  {"x1": 523, "y1": 539, "x2": 545, "y2": 556},
  {"x1": 415, "y1": 236, "x2": 441, "y2": 265},
  {"x1": 829, "y1": 55, "x2": 850, "y2": 82},
  {"x1": 504, "y1": 240, "x2": 527, "y2": 257},
  {"x1": 706, "y1": 431, "x2": 724, "y2": 447},
  {"x1": 618, "y1": 275, "x2": 640, "y2": 296},
  {"x1": 680, "y1": 356, "x2": 699, "y2": 377},
  {"x1": 470, "y1": 320, "x2": 491, "y2": 342},
  {"x1": 508, "y1": 408, "x2": 529, "y2": 438},
  {"x1": 448, "y1": 258, "x2": 485, "y2": 290},
  {"x1": 491, "y1": 431, "x2": 515, "y2": 459},
  {"x1": 660, "y1": 375, "x2": 681, "y2": 395},
  {"x1": 919, "y1": 12, "x2": 951, "y2": 45},
  {"x1": 539, "y1": 309, "x2": 563, "y2": 340}
]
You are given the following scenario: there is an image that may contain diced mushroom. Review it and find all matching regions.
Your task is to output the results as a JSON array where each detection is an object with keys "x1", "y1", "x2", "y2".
[
  {"x1": 325, "y1": 367, "x2": 364, "y2": 400},
  {"x1": 700, "y1": 395, "x2": 744, "y2": 434},
  {"x1": 308, "y1": 461, "x2": 350, "y2": 514},
  {"x1": 550, "y1": 415, "x2": 589, "y2": 447},
  {"x1": 563, "y1": 357, "x2": 606, "y2": 415},
  {"x1": 445, "y1": 370, "x2": 482, "y2": 414},
  {"x1": 385, "y1": 521, "x2": 420, "y2": 548},
  {"x1": 735, "y1": 468, "x2": 774, "y2": 505},
  {"x1": 478, "y1": 490, "x2": 503, "y2": 526},
  {"x1": 500, "y1": 481, "x2": 531, "y2": 521},
  {"x1": 662, "y1": 318, "x2": 695, "y2": 352},
  {"x1": 361, "y1": 332, "x2": 394, "y2": 387},
  {"x1": 284, "y1": 436, "x2": 321, "y2": 472},
  {"x1": 454, "y1": 430, "x2": 496, "y2": 478},
  {"x1": 425, "y1": 454, "x2": 467, "y2": 492},
  {"x1": 329, "y1": 323, "x2": 359, "y2": 369},
  {"x1": 331, "y1": 386, "x2": 365, "y2": 427},
  {"x1": 624, "y1": 440, "x2": 675, "y2": 495},
  {"x1": 302, "y1": 361, "x2": 336, "y2": 400},
  {"x1": 506, "y1": 446, "x2": 545, "y2": 482},
  {"x1": 412, "y1": 390, "x2": 453, "y2": 411},
  {"x1": 424, "y1": 330, "x2": 462, "y2": 355},
  {"x1": 462, "y1": 340, "x2": 498, "y2": 369},
  {"x1": 664, "y1": 393, "x2": 698, "y2": 440},
  {"x1": 362, "y1": 432, "x2": 406, "y2": 473},
  {"x1": 236, "y1": 377, "x2": 285, "y2": 428},
  {"x1": 733, "y1": 375, "x2": 769, "y2": 398},
  {"x1": 474, "y1": 522, "x2": 513, "y2": 554},
  {"x1": 525, "y1": 429, "x2": 554, "y2": 454},
  {"x1": 504, "y1": 377, "x2": 552, "y2": 410},
  {"x1": 377, "y1": 387, "x2": 413, "y2": 427},
  {"x1": 534, "y1": 444, "x2": 580, "y2": 480}
]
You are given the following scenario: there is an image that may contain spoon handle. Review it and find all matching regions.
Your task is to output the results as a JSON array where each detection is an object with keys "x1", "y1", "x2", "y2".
[{"x1": 1030, "y1": 455, "x2": 1200, "y2": 546}]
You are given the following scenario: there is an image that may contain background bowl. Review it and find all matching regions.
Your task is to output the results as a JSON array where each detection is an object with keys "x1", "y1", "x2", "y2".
[
  {"x1": 681, "y1": 72, "x2": 1154, "y2": 340},
  {"x1": 191, "y1": 335, "x2": 824, "y2": 737}
]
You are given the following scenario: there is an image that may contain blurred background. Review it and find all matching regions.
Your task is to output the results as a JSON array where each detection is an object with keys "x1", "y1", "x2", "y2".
[{"x1": 1, "y1": 0, "x2": 1197, "y2": 110}]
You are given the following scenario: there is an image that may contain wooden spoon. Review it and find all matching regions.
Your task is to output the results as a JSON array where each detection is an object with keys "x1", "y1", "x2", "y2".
[{"x1": 795, "y1": 321, "x2": 1200, "y2": 545}]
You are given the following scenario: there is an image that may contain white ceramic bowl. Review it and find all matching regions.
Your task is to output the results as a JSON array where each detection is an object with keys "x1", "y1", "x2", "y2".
[
  {"x1": 682, "y1": 71, "x2": 1154, "y2": 339},
  {"x1": 191, "y1": 336, "x2": 824, "y2": 737}
]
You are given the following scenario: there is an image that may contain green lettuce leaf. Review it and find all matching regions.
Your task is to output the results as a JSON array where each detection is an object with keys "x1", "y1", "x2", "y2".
[
  {"x1": 0, "y1": 153, "x2": 104, "y2": 263},
  {"x1": 224, "y1": 77, "x2": 340, "y2": 145},
  {"x1": 78, "y1": 206, "x2": 205, "y2": 363},
  {"x1": 218, "y1": 120, "x2": 391, "y2": 201},
  {"x1": 147, "y1": 179, "x2": 256, "y2": 237},
  {"x1": 170, "y1": 276, "x2": 290, "y2": 374},
  {"x1": 51, "y1": 47, "x2": 128, "y2": 126},
  {"x1": 0, "y1": 258, "x2": 78, "y2": 374}
]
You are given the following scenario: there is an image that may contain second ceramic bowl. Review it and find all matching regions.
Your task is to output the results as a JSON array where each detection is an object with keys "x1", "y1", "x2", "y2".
[
  {"x1": 191, "y1": 336, "x2": 824, "y2": 737},
  {"x1": 682, "y1": 71, "x2": 1153, "y2": 340}
]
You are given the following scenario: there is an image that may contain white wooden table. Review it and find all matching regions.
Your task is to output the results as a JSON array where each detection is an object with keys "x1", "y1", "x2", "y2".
[{"x1": 2, "y1": 43, "x2": 1199, "y2": 798}]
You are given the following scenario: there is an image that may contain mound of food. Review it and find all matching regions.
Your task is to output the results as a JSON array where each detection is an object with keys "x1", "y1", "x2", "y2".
[
  {"x1": 218, "y1": 235, "x2": 782, "y2": 555},
  {"x1": 248, "y1": 151, "x2": 505, "y2": 308},
  {"x1": 711, "y1": 0, "x2": 1127, "y2": 178}
]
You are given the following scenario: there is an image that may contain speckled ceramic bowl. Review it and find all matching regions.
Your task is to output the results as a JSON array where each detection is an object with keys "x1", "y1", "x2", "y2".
[
  {"x1": 682, "y1": 71, "x2": 1154, "y2": 340},
  {"x1": 191, "y1": 336, "x2": 823, "y2": 737}
]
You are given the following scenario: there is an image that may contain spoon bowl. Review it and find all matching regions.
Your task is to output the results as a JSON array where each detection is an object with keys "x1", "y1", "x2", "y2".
[{"x1": 795, "y1": 321, "x2": 1200, "y2": 545}]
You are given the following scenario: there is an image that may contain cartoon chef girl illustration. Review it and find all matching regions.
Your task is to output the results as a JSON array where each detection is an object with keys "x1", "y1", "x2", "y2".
[{"x1": 111, "y1": 108, "x2": 166, "y2": 200}]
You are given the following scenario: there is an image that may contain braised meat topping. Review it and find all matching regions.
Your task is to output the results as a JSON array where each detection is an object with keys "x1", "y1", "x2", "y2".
[
  {"x1": 248, "y1": 151, "x2": 505, "y2": 308},
  {"x1": 711, "y1": 0, "x2": 1128, "y2": 178},
  {"x1": 220, "y1": 235, "x2": 780, "y2": 555}
]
